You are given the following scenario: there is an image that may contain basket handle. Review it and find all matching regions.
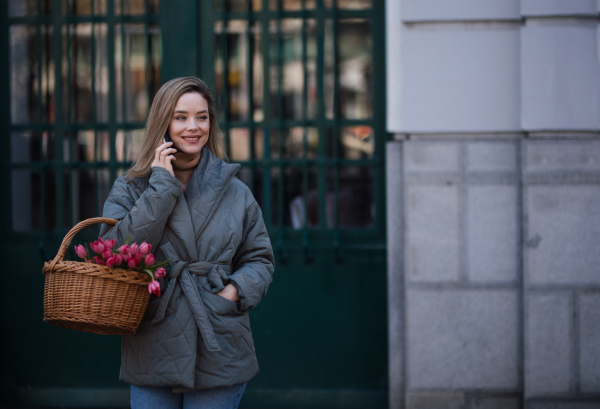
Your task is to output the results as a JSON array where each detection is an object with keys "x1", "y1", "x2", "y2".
[{"x1": 48, "y1": 217, "x2": 119, "y2": 270}]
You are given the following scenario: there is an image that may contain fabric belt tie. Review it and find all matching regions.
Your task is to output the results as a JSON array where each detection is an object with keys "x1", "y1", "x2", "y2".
[{"x1": 151, "y1": 242, "x2": 232, "y2": 352}]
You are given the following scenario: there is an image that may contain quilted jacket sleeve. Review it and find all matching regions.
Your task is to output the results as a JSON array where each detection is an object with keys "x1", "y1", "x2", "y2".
[
  {"x1": 99, "y1": 167, "x2": 183, "y2": 249},
  {"x1": 229, "y1": 201, "x2": 275, "y2": 311}
]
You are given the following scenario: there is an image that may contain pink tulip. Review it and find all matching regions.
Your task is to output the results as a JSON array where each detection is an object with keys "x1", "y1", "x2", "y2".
[
  {"x1": 93, "y1": 256, "x2": 105, "y2": 266},
  {"x1": 104, "y1": 239, "x2": 116, "y2": 250},
  {"x1": 122, "y1": 252, "x2": 131, "y2": 262},
  {"x1": 127, "y1": 258, "x2": 139, "y2": 269},
  {"x1": 86, "y1": 259, "x2": 93, "y2": 263},
  {"x1": 154, "y1": 267, "x2": 166, "y2": 279},
  {"x1": 144, "y1": 254, "x2": 155, "y2": 266},
  {"x1": 129, "y1": 243, "x2": 139, "y2": 256},
  {"x1": 90, "y1": 241, "x2": 105, "y2": 254},
  {"x1": 119, "y1": 245, "x2": 129, "y2": 255},
  {"x1": 75, "y1": 245, "x2": 87, "y2": 259},
  {"x1": 114, "y1": 254, "x2": 123, "y2": 266},
  {"x1": 102, "y1": 249, "x2": 112, "y2": 260},
  {"x1": 148, "y1": 280, "x2": 161, "y2": 297},
  {"x1": 139, "y1": 242, "x2": 151, "y2": 255},
  {"x1": 98, "y1": 237, "x2": 104, "y2": 244},
  {"x1": 106, "y1": 257, "x2": 116, "y2": 267}
]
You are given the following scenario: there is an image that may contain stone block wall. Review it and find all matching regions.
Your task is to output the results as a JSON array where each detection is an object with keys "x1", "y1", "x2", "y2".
[{"x1": 385, "y1": 1, "x2": 600, "y2": 408}]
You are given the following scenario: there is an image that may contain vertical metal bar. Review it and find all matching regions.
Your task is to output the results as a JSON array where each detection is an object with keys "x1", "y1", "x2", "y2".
[
  {"x1": 275, "y1": 0, "x2": 286, "y2": 259},
  {"x1": 36, "y1": 0, "x2": 47, "y2": 232},
  {"x1": 301, "y1": 0, "x2": 311, "y2": 261},
  {"x1": 245, "y1": 0, "x2": 255, "y2": 192},
  {"x1": 106, "y1": 0, "x2": 117, "y2": 217},
  {"x1": 53, "y1": 0, "x2": 65, "y2": 229},
  {"x1": 66, "y1": 0, "x2": 74, "y2": 224},
  {"x1": 331, "y1": 0, "x2": 342, "y2": 261},
  {"x1": 260, "y1": 0, "x2": 272, "y2": 230},
  {"x1": 220, "y1": 12, "x2": 230, "y2": 157},
  {"x1": 107, "y1": 0, "x2": 116, "y2": 183},
  {"x1": 315, "y1": 0, "x2": 326, "y2": 230}
]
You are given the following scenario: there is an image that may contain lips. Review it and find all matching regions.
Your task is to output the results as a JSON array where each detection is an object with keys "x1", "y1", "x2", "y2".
[{"x1": 181, "y1": 135, "x2": 201, "y2": 142}]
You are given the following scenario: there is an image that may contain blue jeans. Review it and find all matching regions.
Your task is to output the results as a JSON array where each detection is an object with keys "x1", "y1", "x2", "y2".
[{"x1": 130, "y1": 383, "x2": 247, "y2": 409}]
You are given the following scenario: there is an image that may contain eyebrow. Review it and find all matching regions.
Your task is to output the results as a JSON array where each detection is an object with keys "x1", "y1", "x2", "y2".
[{"x1": 174, "y1": 110, "x2": 208, "y2": 114}]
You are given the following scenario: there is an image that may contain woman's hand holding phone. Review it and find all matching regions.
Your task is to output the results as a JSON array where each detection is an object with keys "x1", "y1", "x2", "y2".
[{"x1": 152, "y1": 139, "x2": 177, "y2": 177}]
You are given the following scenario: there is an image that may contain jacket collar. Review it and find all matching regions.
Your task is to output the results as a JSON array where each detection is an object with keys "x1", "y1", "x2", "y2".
[{"x1": 167, "y1": 148, "x2": 240, "y2": 260}]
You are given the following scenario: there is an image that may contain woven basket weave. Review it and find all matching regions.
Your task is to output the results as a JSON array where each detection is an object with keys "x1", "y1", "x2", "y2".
[{"x1": 42, "y1": 217, "x2": 151, "y2": 335}]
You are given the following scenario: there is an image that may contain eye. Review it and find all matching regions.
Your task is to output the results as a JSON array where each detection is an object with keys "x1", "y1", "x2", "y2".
[{"x1": 176, "y1": 116, "x2": 185, "y2": 120}]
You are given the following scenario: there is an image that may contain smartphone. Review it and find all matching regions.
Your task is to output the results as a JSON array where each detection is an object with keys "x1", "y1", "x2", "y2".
[{"x1": 164, "y1": 132, "x2": 171, "y2": 144}]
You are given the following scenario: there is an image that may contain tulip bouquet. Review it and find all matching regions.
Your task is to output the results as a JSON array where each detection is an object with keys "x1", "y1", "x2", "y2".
[{"x1": 74, "y1": 237, "x2": 168, "y2": 297}]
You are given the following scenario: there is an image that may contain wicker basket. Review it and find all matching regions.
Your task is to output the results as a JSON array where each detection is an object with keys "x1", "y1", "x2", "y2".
[{"x1": 42, "y1": 217, "x2": 152, "y2": 335}]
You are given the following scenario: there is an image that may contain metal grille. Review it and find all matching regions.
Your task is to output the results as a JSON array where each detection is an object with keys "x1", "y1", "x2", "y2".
[
  {"x1": 210, "y1": 0, "x2": 385, "y2": 260},
  {"x1": 8, "y1": 0, "x2": 161, "y2": 234}
]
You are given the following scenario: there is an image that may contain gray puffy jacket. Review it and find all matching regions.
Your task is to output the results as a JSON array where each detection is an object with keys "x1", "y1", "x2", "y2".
[{"x1": 99, "y1": 147, "x2": 274, "y2": 392}]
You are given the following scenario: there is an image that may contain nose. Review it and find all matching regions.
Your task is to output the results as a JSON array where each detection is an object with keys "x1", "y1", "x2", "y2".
[{"x1": 186, "y1": 118, "x2": 199, "y2": 131}]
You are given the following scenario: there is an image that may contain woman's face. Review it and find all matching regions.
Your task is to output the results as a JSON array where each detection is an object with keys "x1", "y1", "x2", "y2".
[{"x1": 168, "y1": 92, "x2": 210, "y2": 157}]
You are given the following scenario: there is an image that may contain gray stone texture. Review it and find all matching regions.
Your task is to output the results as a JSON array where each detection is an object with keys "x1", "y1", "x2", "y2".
[
  {"x1": 579, "y1": 293, "x2": 600, "y2": 392},
  {"x1": 406, "y1": 185, "x2": 461, "y2": 283},
  {"x1": 406, "y1": 391, "x2": 466, "y2": 409},
  {"x1": 402, "y1": 0, "x2": 519, "y2": 21},
  {"x1": 524, "y1": 140, "x2": 600, "y2": 172},
  {"x1": 407, "y1": 289, "x2": 519, "y2": 389},
  {"x1": 521, "y1": 23, "x2": 600, "y2": 131},
  {"x1": 525, "y1": 185, "x2": 600, "y2": 286},
  {"x1": 525, "y1": 292, "x2": 572, "y2": 397},
  {"x1": 467, "y1": 141, "x2": 518, "y2": 172},
  {"x1": 467, "y1": 185, "x2": 519, "y2": 283},
  {"x1": 402, "y1": 26, "x2": 520, "y2": 132},
  {"x1": 521, "y1": 0, "x2": 597, "y2": 16},
  {"x1": 470, "y1": 397, "x2": 520, "y2": 409},
  {"x1": 527, "y1": 403, "x2": 600, "y2": 409},
  {"x1": 386, "y1": 142, "x2": 404, "y2": 409},
  {"x1": 405, "y1": 142, "x2": 461, "y2": 173}
]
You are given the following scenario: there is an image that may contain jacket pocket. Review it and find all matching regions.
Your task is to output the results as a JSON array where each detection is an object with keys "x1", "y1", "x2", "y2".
[{"x1": 202, "y1": 291, "x2": 242, "y2": 317}]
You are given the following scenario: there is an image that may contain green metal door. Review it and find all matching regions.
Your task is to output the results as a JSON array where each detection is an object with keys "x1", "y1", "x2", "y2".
[
  {"x1": 0, "y1": 0, "x2": 387, "y2": 407},
  {"x1": 200, "y1": 1, "x2": 388, "y2": 407}
]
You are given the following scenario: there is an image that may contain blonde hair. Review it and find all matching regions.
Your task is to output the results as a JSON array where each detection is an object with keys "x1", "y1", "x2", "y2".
[{"x1": 126, "y1": 77, "x2": 226, "y2": 180}]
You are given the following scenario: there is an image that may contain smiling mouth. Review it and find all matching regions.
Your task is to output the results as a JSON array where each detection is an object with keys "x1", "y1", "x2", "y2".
[{"x1": 182, "y1": 136, "x2": 201, "y2": 141}]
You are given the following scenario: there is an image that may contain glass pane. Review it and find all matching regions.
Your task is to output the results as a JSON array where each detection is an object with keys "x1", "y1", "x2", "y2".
[
  {"x1": 65, "y1": 0, "x2": 92, "y2": 15},
  {"x1": 95, "y1": 0, "x2": 108, "y2": 14},
  {"x1": 149, "y1": 23, "x2": 162, "y2": 99},
  {"x1": 214, "y1": 21, "x2": 224, "y2": 120},
  {"x1": 11, "y1": 25, "x2": 54, "y2": 124},
  {"x1": 96, "y1": 131, "x2": 110, "y2": 162},
  {"x1": 229, "y1": 128, "x2": 251, "y2": 161},
  {"x1": 116, "y1": 129, "x2": 145, "y2": 162},
  {"x1": 270, "y1": 19, "x2": 308, "y2": 120},
  {"x1": 305, "y1": 19, "x2": 318, "y2": 119},
  {"x1": 272, "y1": 167, "x2": 319, "y2": 228},
  {"x1": 123, "y1": 0, "x2": 146, "y2": 14},
  {"x1": 338, "y1": 125, "x2": 374, "y2": 159},
  {"x1": 71, "y1": 169, "x2": 97, "y2": 223},
  {"x1": 70, "y1": 131, "x2": 95, "y2": 162},
  {"x1": 254, "y1": 128, "x2": 264, "y2": 160},
  {"x1": 9, "y1": 0, "x2": 51, "y2": 16},
  {"x1": 324, "y1": 19, "x2": 334, "y2": 119},
  {"x1": 64, "y1": 24, "x2": 94, "y2": 123},
  {"x1": 225, "y1": 0, "x2": 246, "y2": 11},
  {"x1": 252, "y1": 21, "x2": 263, "y2": 121},
  {"x1": 95, "y1": 23, "x2": 109, "y2": 122},
  {"x1": 273, "y1": 0, "x2": 316, "y2": 9},
  {"x1": 148, "y1": 0, "x2": 160, "y2": 14},
  {"x1": 97, "y1": 168, "x2": 111, "y2": 216},
  {"x1": 328, "y1": 166, "x2": 373, "y2": 228},
  {"x1": 10, "y1": 132, "x2": 50, "y2": 163},
  {"x1": 337, "y1": 0, "x2": 371, "y2": 9},
  {"x1": 227, "y1": 20, "x2": 249, "y2": 121},
  {"x1": 251, "y1": 0, "x2": 262, "y2": 11},
  {"x1": 116, "y1": 24, "x2": 156, "y2": 122},
  {"x1": 338, "y1": 19, "x2": 372, "y2": 119},
  {"x1": 11, "y1": 170, "x2": 41, "y2": 231},
  {"x1": 271, "y1": 127, "x2": 317, "y2": 158}
]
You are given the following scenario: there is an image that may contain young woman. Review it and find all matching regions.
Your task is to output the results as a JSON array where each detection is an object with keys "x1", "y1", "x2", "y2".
[{"x1": 99, "y1": 77, "x2": 274, "y2": 409}]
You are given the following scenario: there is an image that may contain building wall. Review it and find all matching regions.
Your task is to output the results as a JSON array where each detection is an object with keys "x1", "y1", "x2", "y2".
[{"x1": 385, "y1": 1, "x2": 600, "y2": 408}]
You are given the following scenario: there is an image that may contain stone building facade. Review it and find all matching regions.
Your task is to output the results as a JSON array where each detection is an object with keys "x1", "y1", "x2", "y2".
[{"x1": 385, "y1": 1, "x2": 600, "y2": 408}]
